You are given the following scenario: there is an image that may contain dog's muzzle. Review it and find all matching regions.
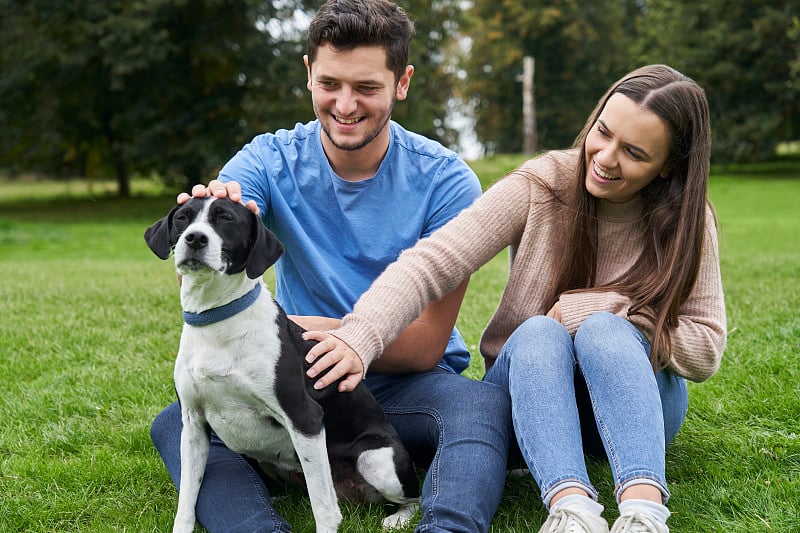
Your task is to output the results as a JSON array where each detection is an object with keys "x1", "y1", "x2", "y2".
[{"x1": 175, "y1": 226, "x2": 226, "y2": 273}]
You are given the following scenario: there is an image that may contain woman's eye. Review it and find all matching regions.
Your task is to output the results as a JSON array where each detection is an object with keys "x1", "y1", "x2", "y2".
[{"x1": 626, "y1": 147, "x2": 644, "y2": 160}]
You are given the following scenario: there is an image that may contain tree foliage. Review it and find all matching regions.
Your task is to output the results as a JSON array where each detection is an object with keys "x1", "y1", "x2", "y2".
[
  {"x1": 634, "y1": 0, "x2": 800, "y2": 163},
  {"x1": 462, "y1": 0, "x2": 799, "y2": 162},
  {"x1": 461, "y1": 0, "x2": 639, "y2": 153},
  {"x1": 0, "y1": 0, "x2": 466, "y2": 195},
  {"x1": 0, "y1": 0, "x2": 798, "y2": 194},
  {"x1": 393, "y1": 0, "x2": 467, "y2": 148},
  {"x1": 0, "y1": 0, "x2": 311, "y2": 194}
]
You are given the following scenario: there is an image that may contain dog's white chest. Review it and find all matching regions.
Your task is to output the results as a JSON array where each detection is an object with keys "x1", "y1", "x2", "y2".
[{"x1": 176, "y1": 307, "x2": 299, "y2": 470}]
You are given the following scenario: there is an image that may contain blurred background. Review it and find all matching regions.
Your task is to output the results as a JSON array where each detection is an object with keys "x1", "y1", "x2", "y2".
[{"x1": 1, "y1": 0, "x2": 797, "y2": 196}]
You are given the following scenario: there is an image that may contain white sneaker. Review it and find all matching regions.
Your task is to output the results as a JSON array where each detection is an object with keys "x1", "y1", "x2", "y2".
[
  {"x1": 538, "y1": 503, "x2": 610, "y2": 533},
  {"x1": 610, "y1": 510, "x2": 669, "y2": 533}
]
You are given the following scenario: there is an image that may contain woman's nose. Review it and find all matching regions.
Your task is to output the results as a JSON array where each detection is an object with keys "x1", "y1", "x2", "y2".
[{"x1": 595, "y1": 143, "x2": 617, "y2": 168}]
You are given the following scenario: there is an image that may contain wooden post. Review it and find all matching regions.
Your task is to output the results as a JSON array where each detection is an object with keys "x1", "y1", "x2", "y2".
[{"x1": 522, "y1": 56, "x2": 537, "y2": 155}]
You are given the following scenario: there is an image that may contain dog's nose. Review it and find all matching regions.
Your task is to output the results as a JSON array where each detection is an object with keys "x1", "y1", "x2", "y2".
[{"x1": 184, "y1": 231, "x2": 209, "y2": 250}]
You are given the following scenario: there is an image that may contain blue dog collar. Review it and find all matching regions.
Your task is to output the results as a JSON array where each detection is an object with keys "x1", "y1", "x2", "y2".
[{"x1": 183, "y1": 283, "x2": 262, "y2": 326}]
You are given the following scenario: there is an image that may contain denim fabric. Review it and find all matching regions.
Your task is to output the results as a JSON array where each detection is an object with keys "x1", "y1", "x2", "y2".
[
  {"x1": 484, "y1": 312, "x2": 687, "y2": 509},
  {"x1": 150, "y1": 368, "x2": 511, "y2": 533},
  {"x1": 151, "y1": 402, "x2": 292, "y2": 533},
  {"x1": 364, "y1": 369, "x2": 510, "y2": 532}
]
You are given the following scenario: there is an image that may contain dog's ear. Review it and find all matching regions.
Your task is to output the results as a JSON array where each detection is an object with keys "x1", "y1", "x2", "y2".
[
  {"x1": 144, "y1": 205, "x2": 179, "y2": 260},
  {"x1": 245, "y1": 210, "x2": 284, "y2": 279}
]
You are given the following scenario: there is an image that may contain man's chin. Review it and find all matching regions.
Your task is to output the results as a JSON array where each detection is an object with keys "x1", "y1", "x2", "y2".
[{"x1": 324, "y1": 130, "x2": 370, "y2": 152}]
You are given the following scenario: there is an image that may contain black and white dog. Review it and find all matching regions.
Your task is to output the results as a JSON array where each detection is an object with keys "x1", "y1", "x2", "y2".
[{"x1": 144, "y1": 197, "x2": 419, "y2": 533}]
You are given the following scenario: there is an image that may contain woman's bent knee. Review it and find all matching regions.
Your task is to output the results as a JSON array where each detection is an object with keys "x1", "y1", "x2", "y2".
[
  {"x1": 498, "y1": 316, "x2": 571, "y2": 365},
  {"x1": 574, "y1": 312, "x2": 646, "y2": 360}
]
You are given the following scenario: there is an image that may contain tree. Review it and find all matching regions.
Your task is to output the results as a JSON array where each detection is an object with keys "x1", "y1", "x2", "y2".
[
  {"x1": 0, "y1": 0, "x2": 310, "y2": 195},
  {"x1": 635, "y1": 0, "x2": 800, "y2": 163},
  {"x1": 461, "y1": 0, "x2": 641, "y2": 154},
  {"x1": 0, "y1": 0, "x2": 468, "y2": 194},
  {"x1": 392, "y1": 0, "x2": 467, "y2": 149}
]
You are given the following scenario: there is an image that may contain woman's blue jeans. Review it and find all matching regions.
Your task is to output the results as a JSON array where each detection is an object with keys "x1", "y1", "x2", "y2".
[
  {"x1": 150, "y1": 368, "x2": 511, "y2": 532},
  {"x1": 484, "y1": 312, "x2": 687, "y2": 508}
]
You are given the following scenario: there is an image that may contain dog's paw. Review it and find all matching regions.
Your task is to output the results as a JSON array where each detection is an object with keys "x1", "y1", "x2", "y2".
[{"x1": 381, "y1": 502, "x2": 418, "y2": 530}]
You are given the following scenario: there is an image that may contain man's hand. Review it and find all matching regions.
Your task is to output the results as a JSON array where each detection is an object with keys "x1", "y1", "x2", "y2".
[
  {"x1": 177, "y1": 180, "x2": 259, "y2": 215},
  {"x1": 302, "y1": 331, "x2": 365, "y2": 392}
]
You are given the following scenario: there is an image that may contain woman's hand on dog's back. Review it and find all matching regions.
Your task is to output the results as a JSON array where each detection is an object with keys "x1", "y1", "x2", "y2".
[{"x1": 303, "y1": 331, "x2": 365, "y2": 393}]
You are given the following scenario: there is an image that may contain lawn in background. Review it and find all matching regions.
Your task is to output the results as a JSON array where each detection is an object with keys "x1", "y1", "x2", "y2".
[{"x1": 0, "y1": 159, "x2": 798, "y2": 532}]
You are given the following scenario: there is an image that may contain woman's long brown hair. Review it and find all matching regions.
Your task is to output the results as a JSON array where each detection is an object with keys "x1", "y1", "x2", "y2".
[{"x1": 554, "y1": 65, "x2": 713, "y2": 370}]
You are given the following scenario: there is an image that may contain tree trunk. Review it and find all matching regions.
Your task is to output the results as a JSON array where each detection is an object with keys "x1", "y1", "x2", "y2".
[{"x1": 114, "y1": 155, "x2": 131, "y2": 198}]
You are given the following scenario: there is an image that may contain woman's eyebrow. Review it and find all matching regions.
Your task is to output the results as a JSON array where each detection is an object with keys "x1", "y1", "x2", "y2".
[{"x1": 598, "y1": 119, "x2": 651, "y2": 160}]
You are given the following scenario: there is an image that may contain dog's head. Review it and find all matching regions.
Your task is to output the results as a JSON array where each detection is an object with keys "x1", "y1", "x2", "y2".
[{"x1": 144, "y1": 197, "x2": 284, "y2": 279}]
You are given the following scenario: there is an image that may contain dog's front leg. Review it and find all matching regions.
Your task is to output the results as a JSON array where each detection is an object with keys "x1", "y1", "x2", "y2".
[
  {"x1": 291, "y1": 429, "x2": 342, "y2": 533},
  {"x1": 173, "y1": 410, "x2": 211, "y2": 533}
]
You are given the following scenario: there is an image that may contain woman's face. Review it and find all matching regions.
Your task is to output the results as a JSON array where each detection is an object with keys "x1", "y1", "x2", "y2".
[{"x1": 584, "y1": 93, "x2": 671, "y2": 203}]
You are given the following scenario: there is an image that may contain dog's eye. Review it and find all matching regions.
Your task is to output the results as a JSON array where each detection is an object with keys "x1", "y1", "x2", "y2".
[{"x1": 217, "y1": 212, "x2": 235, "y2": 223}]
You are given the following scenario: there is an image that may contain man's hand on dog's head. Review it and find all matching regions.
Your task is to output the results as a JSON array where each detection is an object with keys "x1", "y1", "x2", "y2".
[
  {"x1": 177, "y1": 180, "x2": 260, "y2": 216},
  {"x1": 303, "y1": 331, "x2": 365, "y2": 393}
]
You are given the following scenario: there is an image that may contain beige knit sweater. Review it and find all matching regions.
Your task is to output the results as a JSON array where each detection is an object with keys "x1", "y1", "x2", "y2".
[{"x1": 330, "y1": 150, "x2": 726, "y2": 383}]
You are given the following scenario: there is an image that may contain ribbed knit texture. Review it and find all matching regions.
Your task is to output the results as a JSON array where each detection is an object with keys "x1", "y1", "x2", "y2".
[{"x1": 330, "y1": 150, "x2": 726, "y2": 382}]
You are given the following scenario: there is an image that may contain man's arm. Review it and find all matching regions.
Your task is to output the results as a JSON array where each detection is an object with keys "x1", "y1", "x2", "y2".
[
  {"x1": 370, "y1": 278, "x2": 469, "y2": 373},
  {"x1": 303, "y1": 278, "x2": 469, "y2": 391}
]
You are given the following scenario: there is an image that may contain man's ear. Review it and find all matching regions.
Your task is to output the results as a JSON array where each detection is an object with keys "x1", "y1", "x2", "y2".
[
  {"x1": 304, "y1": 54, "x2": 313, "y2": 91},
  {"x1": 396, "y1": 64, "x2": 414, "y2": 101}
]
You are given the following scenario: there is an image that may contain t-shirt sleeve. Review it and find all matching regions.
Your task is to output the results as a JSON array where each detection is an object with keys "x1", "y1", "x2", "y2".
[
  {"x1": 421, "y1": 156, "x2": 482, "y2": 237},
  {"x1": 217, "y1": 135, "x2": 273, "y2": 218}
]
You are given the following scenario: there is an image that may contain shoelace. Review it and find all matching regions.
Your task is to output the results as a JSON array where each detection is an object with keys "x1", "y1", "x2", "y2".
[
  {"x1": 612, "y1": 512, "x2": 664, "y2": 533},
  {"x1": 545, "y1": 507, "x2": 599, "y2": 533}
]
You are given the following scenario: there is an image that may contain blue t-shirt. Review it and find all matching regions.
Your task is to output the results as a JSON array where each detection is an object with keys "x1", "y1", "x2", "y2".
[{"x1": 218, "y1": 120, "x2": 481, "y2": 373}]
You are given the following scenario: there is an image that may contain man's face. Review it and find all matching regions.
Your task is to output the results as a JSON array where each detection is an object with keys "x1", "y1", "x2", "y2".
[{"x1": 305, "y1": 44, "x2": 412, "y2": 153}]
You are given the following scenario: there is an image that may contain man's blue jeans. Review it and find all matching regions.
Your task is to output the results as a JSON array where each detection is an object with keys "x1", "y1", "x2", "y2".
[
  {"x1": 150, "y1": 367, "x2": 511, "y2": 532},
  {"x1": 484, "y1": 312, "x2": 688, "y2": 508}
]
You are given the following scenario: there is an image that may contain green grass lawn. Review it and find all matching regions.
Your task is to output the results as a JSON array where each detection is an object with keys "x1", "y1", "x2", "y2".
[{"x1": 0, "y1": 161, "x2": 798, "y2": 532}]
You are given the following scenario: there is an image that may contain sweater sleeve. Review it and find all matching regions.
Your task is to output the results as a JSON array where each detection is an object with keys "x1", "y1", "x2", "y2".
[
  {"x1": 559, "y1": 208, "x2": 726, "y2": 382},
  {"x1": 328, "y1": 173, "x2": 533, "y2": 368}
]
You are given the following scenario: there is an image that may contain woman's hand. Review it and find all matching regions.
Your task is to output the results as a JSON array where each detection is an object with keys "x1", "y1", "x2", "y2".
[
  {"x1": 302, "y1": 331, "x2": 365, "y2": 393},
  {"x1": 177, "y1": 180, "x2": 259, "y2": 215},
  {"x1": 546, "y1": 301, "x2": 563, "y2": 323}
]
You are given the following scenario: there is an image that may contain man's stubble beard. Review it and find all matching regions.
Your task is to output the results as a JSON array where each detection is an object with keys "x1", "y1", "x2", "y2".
[{"x1": 317, "y1": 98, "x2": 396, "y2": 152}]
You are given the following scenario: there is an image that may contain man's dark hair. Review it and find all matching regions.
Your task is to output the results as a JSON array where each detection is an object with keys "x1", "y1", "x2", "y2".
[{"x1": 307, "y1": 0, "x2": 415, "y2": 81}]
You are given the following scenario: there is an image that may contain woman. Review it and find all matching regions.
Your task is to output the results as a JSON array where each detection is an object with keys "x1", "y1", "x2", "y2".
[{"x1": 305, "y1": 64, "x2": 726, "y2": 533}]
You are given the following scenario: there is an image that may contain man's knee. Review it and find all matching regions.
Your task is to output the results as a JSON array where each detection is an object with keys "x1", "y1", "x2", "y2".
[
  {"x1": 150, "y1": 401, "x2": 181, "y2": 450},
  {"x1": 444, "y1": 378, "x2": 510, "y2": 433}
]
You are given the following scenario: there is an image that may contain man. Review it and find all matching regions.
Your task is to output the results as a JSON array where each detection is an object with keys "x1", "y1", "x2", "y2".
[{"x1": 150, "y1": 1, "x2": 510, "y2": 531}]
